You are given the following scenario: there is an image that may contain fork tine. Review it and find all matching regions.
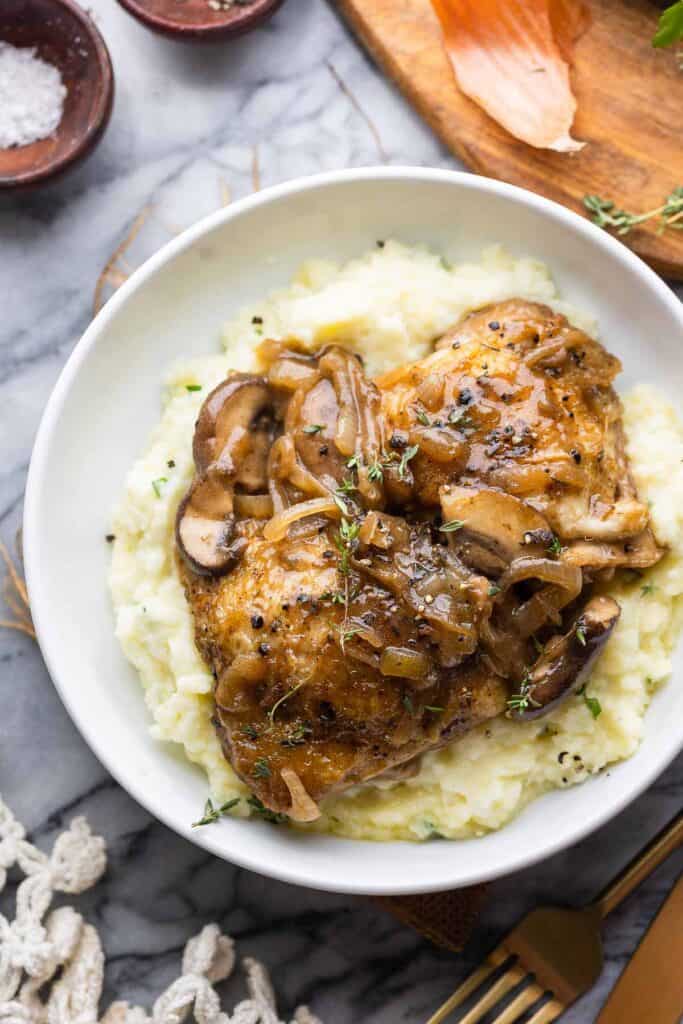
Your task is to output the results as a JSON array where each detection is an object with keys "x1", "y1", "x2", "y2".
[
  {"x1": 456, "y1": 962, "x2": 528, "y2": 1024},
  {"x1": 488, "y1": 982, "x2": 544, "y2": 1024},
  {"x1": 424, "y1": 961, "x2": 499, "y2": 1024},
  {"x1": 526, "y1": 999, "x2": 564, "y2": 1024}
]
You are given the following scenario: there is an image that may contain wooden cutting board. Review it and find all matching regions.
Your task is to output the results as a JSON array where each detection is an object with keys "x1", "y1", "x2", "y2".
[{"x1": 335, "y1": 0, "x2": 683, "y2": 280}]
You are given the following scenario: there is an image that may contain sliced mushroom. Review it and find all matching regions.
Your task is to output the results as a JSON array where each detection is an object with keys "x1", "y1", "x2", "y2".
[
  {"x1": 510, "y1": 595, "x2": 620, "y2": 720},
  {"x1": 439, "y1": 485, "x2": 555, "y2": 575},
  {"x1": 177, "y1": 374, "x2": 277, "y2": 575}
]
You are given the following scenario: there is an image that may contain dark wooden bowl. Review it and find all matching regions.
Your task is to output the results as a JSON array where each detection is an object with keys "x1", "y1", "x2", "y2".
[
  {"x1": 115, "y1": 0, "x2": 284, "y2": 41},
  {"x1": 0, "y1": 0, "x2": 114, "y2": 190}
]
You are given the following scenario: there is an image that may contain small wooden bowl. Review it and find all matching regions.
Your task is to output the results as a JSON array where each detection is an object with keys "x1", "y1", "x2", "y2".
[
  {"x1": 115, "y1": 0, "x2": 284, "y2": 41},
  {"x1": 0, "y1": 0, "x2": 114, "y2": 190}
]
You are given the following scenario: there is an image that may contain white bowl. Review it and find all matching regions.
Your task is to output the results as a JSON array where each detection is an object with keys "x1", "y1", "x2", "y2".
[{"x1": 24, "y1": 168, "x2": 683, "y2": 895}]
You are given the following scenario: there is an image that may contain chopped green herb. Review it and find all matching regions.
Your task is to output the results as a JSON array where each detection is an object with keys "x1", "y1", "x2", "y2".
[
  {"x1": 268, "y1": 680, "x2": 305, "y2": 721},
  {"x1": 152, "y1": 477, "x2": 168, "y2": 498},
  {"x1": 584, "y1": 694, "x2": 602, "y2": 719},
  {"x1": 336, "y1": 477, "x2": 357, "y2": 495},
  {"x1": 252, "y1": 757, "x2": 271, "y2": 779},
  {"x1": 303, "y1": 424, "x2": 324, "y2": 435},
  {"x1": 414, "y1": 405, "x2": 431, "y2": 426},
  {"x1": 424, "y1": 705, "x2": 444, "y2": 713},
  {"x1": 242, "y1": 723, "x2": 258, "y2": 740},
  {"x1": 488, "y1": 584, "x2": 501, "y2": 597},
  {"x1": 281, "y1": 722, "x2": 313, "y2": 747},
  {"x1": 506, "y1": 670, "x2": 539, "y2": 716},
  {"x1": 440, "y1": 519, "x2": 465, "y2": 533},
  {"x1": 447, "y1": 407, "x2": 467, "y2": 427},
  {"x1": 367, "y1": 460, "x2": 384, "y2": 483},
  {"x1": 247, "y1": 795, "x2": 288, "y2": 824},
  {"x1": 641, "y1": 583, "x2": 655, "y2": 596},
  {"x1": 333, "y1": 492, "x2": 352, "y2": 516},
  {"x1": 341, "y1": 627, "x2": 360, "y2": 643},
  {"x1": 192, "y1": 797, "x2": 240, "y2": 827},
  {"x1": 653, "y1": 1, "x2": 683, "y2": 48},
  {"x1": 547, "y1": 534, "x2": 562, "y2": 557},
  {"x1": 576, "y1": 625, "x2": 587, "y2": 647},
  {"x1": 185, "y1": 384, "x2": 202, "y2": 392},
  {"x1": 346, "y1": 453, "x2": 361, "y2": 470},
  {"x1": 397, "y1": 444, "x2": 419, "y2": 480}
]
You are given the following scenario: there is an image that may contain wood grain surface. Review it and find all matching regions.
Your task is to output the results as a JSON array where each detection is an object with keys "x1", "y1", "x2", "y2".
[{"x1": 336, "y1": 0, "x2": 683, "y2": 279}]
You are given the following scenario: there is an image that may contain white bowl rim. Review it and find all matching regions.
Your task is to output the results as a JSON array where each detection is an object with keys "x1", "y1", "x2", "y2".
[{"x1": 24, "y1": 166, "x2": 683, "y2": 894}]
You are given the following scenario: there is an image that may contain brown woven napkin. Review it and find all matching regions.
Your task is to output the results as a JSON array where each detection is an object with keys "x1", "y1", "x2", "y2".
[{"x1": 374, "y1": 884, "x2": 488, "y2": 952}]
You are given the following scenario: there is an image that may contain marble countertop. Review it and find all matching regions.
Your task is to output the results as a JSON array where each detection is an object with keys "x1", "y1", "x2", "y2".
[{"x1": 1, "y1": 2, "x2": 681, "y2": 1021}]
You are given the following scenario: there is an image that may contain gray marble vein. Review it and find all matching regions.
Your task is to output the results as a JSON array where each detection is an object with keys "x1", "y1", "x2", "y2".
[{"x1": 0, "y1": 1, "x2": 681, "y2": 1022}]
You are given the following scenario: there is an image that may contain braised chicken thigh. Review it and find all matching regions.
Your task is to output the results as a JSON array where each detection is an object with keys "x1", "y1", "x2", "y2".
[{"x1": 176, "y1": 300, "x2": 661, "y2": 820}]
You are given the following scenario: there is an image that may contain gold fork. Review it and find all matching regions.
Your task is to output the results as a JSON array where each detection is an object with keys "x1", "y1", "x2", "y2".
[{"x1": 426, "y1": 811, "x2": 683, "y2": 1024}]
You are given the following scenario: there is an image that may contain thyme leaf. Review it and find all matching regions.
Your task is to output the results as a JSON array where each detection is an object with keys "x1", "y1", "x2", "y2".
[
  {"x1": 252, "y1": 757, "x2": 271, "y2": 779},
  {"x1": 268, "y1": 680, "x2": 305, "y2": 721},
  {"x1": 397, "y1": 444, "x2": 419, "y2": 480},
  {"x1": 584, "y1": 188, "x2": 683, "y2": 237},
  {"x1": 192, "y1": 797, "x2": 240, "y2": 827},
  {"x1": 653, "y1": 1, "x2": 683, "y2": 48},
  {"x1": 440, "y1": 519, "x2": 465, "y2": 533}
]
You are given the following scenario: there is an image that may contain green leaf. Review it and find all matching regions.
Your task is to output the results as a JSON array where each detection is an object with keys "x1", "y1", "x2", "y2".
[
  {"x1": 152, "y1": 477, "x2": 168, "y2": 498},
  {"x1": 185, "y1": 384, "x2": 202, "y2": 392},
  {"x1": 653, "y1": 1, "x2": 683, "y2": 47},
  {"x1": 303, "y1": 424, "x2": 323, "y2": 435},
  {"x1": 576, "y1": 625, "x2": 587, "y2": 647},
  {"x1": 192, "y1": 796, "x2": 240, "y2": 827},
  {"x1": 252, "y1": 757, "x2": 271, "y2": 779},
  {"x1": 397, "y1": 444, "x2": 420, "y2": 480},
  {"x1": 584, "y1": 694, "x2": 602, "y2": 719},
  {"x1": 247, "y1": 795, "x2": 288, "y2": 824},
  {"x1": 440, "y1": 519, "x2": 465, "y2": 533}
]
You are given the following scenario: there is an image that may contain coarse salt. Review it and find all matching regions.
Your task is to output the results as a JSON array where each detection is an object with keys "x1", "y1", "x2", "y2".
[{"x1": 0, "y1": 41, "x2": 67, "y2": 149}]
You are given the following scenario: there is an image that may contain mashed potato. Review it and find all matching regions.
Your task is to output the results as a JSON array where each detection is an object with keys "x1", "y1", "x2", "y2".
[{"x1": 109, "y1": 242, "x2": 683, "y2": 841}]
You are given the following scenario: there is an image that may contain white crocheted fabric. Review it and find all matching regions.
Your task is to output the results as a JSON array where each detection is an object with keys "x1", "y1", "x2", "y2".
[{"x1": 0, "y1": 799, "x2": 322, "y2": 1024}]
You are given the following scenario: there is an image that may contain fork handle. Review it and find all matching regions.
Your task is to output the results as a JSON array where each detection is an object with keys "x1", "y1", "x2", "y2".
[{"x1": 591, "y1": 811, "x2": 683, "y2": 919}]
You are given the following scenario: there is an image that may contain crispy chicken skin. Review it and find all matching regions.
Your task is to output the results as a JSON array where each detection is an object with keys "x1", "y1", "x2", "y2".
[
  {"x1": 176, "y1": 300, "x2": 662, "y2": 821},
  {"x1": 378, "y1": 300, "x2": 661, "y2": 570},
  {"x1": 181, "y1": 524, "x2": 506, "y2": 818}
]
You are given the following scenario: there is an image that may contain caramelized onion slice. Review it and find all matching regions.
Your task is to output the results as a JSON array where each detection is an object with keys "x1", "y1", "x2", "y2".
[
  {"x1": 498, "y1": 556, "x2": 582, "y2": 595},
  {"x1": 263, "y1": 496, "x2": 339, "y2": 542},
  {"x1": 280, "y1": 768, "x2": 320, "y2": 822},
  {"x1": 233, "y1": 493, "x2": 274, "y2": 519},
  {"x1": 380, "y1": 646, "x2": 430, "y2": 679}
]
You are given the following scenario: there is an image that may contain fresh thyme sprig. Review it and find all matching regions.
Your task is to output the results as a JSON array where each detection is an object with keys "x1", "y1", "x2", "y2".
[
  {"x1": 506, "y1": 670, "x2": 540, "y2": 716},
  {"x1": 192, "y1": 797, "x2": 240, "y2": 827},
  {"x1": 268, "y1": 680, "x2": 305, "y2": 721},
  {"x1": 334, "y1": 516, "x2": 360, "y2": 649},
  {"x1": 584, "y1": 188, "x2": 683, "y2": 237}
]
